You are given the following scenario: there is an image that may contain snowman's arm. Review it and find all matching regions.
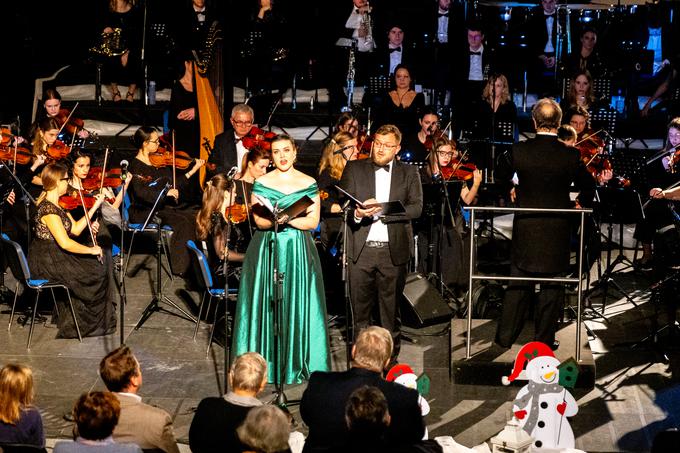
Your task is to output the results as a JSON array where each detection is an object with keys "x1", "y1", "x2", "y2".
[{"x1": 563, "y1": 390, "x2": 578, "y2": 417}]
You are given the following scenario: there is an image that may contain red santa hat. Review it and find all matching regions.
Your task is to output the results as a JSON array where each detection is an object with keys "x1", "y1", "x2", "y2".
[
  {"x1": 385, "y1": 363, "x2": 415, "y2": 382},
  {"x1": 501, "y1": 341, "x2": 555, "y2": 386}
]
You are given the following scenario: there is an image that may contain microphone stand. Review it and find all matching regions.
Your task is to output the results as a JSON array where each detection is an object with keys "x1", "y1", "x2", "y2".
[
  {"x1": 118, "y1": 167, "x2": 129, "y2": 346},
  {"x1": 220, "y1": 178, "x2": 236, "y2": 394},
  {"x1": 339, "y1": 200, "x2": 353, "y2": 369},
  {"x1": 270, "y1": 202, "x2": 287, "y2": 407},
  {"x1": 0, "y1": 164, "x2": 36, "y2": 254}
]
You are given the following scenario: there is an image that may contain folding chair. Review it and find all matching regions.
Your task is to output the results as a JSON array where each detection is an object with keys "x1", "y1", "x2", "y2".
[
  {"x1": 186, "y1": 240, "x2": 237, "y2": 355},
  {"x1": 2, "y1": 234, "x2": 82, "y2": 349}
]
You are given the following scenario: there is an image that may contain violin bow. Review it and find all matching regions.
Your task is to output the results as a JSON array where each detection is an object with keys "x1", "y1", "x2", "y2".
[
  {"x1": 12, "y1": 140, "x2": 18, "y2": 174},
  {"x1": 99, "y1": 147, "x2": 110, "y2": 192},
  {"x1": 446, "y1": 149, "x2": 470, "y2": 181},
  {"x1": 77, "y1": 188, "x2": 103, "y2": 264},
  {"x1": 172, "y1": 131, "x2": 177, "y2": 189},
  {"x1": 56, "y1": 101, "x2": 80, "y2": 137},
  {"x1": 574, "y1": 129, "x2": 605, "y2": 147}
]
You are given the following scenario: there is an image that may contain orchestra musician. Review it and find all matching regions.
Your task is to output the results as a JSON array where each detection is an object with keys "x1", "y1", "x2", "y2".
[
  {"x1": 416, "y1": 136, "x2": 482, "y2": 292},
  {"x1": 208, "y1": 104, "x2": 255, "y2": 177},
  {"x1": 34, "y1": 88, "x2": 89, "y2": 141},
  {"x1": 127, "y1": 126, "x2": 205, "y2": 277},
  {"x1": 333, "y1": 112, "x2": 361, "y2": 138},
  {"x1": 565, "y1": 107, "x2": 613, "y2": 185},
  {"x1": 400, "y1": 107, "x2": 440, "y2": 164},
  {"x1": 169, "y1": 58, "x2": 199, "y2": 158},
  {"x1": 28, "y1": 162, "x2": 116, "y2": 339},
  {"x1": 561, "y1": 70, "x2": 607, "y2": 113},
  {"x1": 374, "y1": 64, "x2": 425, "y2": 136},
  {"x1": 477, "y1": 74, "x2": 518, "y2": 140},
  {"x1": 232, "y1": 134, "x2": 330, "y2": 384},
  {"x1": 634, "y1": 117, "x2": 680, "y2": 270}
]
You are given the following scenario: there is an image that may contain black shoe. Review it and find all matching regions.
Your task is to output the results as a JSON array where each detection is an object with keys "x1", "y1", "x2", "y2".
[
  {"x1": 634, "y1": 257, "x2": 654, "y2": 271},
  {"x1": 551, "y1": 340, "x2": 560, "y2": 351}
]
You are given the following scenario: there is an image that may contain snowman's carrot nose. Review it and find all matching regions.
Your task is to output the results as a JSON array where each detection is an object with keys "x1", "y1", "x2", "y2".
[{"x1": 544, "y1": 371, "x2": 555, "y2": 380}]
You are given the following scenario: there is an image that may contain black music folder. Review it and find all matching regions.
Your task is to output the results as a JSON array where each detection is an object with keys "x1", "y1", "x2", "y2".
[
  {"x1": 254, "y1": 194, "x2": 314, "y2": 220},
  {"x1": 334, "y1": 185, "x2": 406, "y2": 215}
]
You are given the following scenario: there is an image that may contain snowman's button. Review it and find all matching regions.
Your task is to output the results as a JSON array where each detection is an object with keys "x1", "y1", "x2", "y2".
[
  {"x1": 535, "y1": 440, "x2": 543, "y2": 448},
  {"x1": 540, "y1": 402, "x2": 548, "y2": 409},
  {"x1": 538, "y1": 421, "x2": 545, "y2": 428}
]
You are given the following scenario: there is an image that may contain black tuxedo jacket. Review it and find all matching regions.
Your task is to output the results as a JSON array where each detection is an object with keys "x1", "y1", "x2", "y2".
[
  {"x1": 451, "y1": 45, "x2": 496, "y2": 86},
  {"x1": 372, "y1": 46, "x2": 418, "y2": 80},
  {"x1": 496, "y1": 135, "x2": 594, "y2": 273},
  {"x1": 430, "y1": 2, "x2": 465, "y2": 46},
  {"x1": 526, "y1": 8, "x2": 558, "y2": 58},
  {"x1": 300, "y1": 367, "x2": 425, "y2": 453},
  {"x1": 207, "y1": 129, "x2": 238, "y2": 177},
  {"x1": 339, "y1": 158, "x2": 423, "y2": 266}
]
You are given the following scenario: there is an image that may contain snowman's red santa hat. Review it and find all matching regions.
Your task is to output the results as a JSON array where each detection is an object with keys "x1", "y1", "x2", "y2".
[{"x1": 502, "y1": 341, "x2": 555, "y2": 386}]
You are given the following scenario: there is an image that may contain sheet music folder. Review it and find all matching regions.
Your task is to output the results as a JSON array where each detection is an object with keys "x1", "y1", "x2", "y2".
[
  {"x1": 334, "y1": 185, "x2": 406, "y2": 215},
  {"x1": 254, "y1": 194, "x2": 314, "y2": 220}
]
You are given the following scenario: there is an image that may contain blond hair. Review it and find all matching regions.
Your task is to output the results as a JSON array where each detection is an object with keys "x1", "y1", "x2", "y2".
[
  {"x1": 229, "y1": 352, "x2": 267, "y2": 392},
  {"x1": 352, "y1": 326, "x2": 393, "y2": 372},
  {"x1": 0, "y1": 364, "x2": 35, "y2": 424},
  {"x1": 319, "y1": 131, "x2": 354, "y2": 180},
  {"x1": 374, "y1": 124, "x2": 402, "y2": 144}
]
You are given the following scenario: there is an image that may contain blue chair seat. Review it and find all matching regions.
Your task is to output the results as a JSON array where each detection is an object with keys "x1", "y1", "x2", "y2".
[{"x1": 27, "y1": 279, "x2": 49, "y2": 287}]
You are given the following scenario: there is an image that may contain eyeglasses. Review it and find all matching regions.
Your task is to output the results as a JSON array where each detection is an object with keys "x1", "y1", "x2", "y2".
[
  {"x1": 437, "y1": 151, "x2": 455, "y2": 158},
  {"x1": 373, "y1": 140, "x2": 398, "y2": 151},
  {"x1": 147, "y1": 139, "x2": 160, "y2": 144},
  {"x1": 232, "y1": 120, "x2": 253, "y2": 127}
]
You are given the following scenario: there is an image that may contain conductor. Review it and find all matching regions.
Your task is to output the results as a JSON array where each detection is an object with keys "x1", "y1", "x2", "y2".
[{"x1": 495, "y1": 98, "x2": 594, "y2": 350}]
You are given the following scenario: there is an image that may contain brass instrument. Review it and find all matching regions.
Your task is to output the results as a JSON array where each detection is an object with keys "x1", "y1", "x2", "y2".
[{"x1": 89, "y1": 28, "x2": 128, "y2": 58}]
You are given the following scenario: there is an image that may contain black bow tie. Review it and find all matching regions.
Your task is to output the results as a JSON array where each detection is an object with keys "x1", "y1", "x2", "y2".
[
  {"x1": 438, "y1": 12, "x2": 448, "y2": 17},
  {"x1": 469, "y1": 50, "x2": 481, "y2": 56},
  {"x1": 545, "y1": 14, "x2": 555, "y2": 19},
  {"x1": 389, "y1": 47, "x2": 402, "y2": 53},
  {"x1": 373, "y1": 162, "x2": 390, "y2": 171},
  {"x1": 195, "y1": 10, "x2": 206, "y2": 15}
]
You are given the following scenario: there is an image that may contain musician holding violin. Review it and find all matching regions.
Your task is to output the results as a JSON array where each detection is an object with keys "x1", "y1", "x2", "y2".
[
  {"x1": 38, "y1": 89, "x2": 90, "y2": 140},
  {"x1": 208, "y1": 104, "x2": 257, "y2": 178},
  {"x1": 128, "y1": 126, "x2": 205, "y2": 277},
  {"x1": 400, "y1": 108, "x2": 440, "y2": 164},
  {"x1": 416, "y1": 136, "x2": 482, "y2": 291},
  {"x1": 28, "y1": 162, "x2": 116, "y2": 339},
  {"x1": 566, "y1": 107, "x2": 613, "y2": 186}
]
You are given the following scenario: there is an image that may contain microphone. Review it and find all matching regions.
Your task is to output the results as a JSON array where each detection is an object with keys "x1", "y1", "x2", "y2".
[
  {"x1": 227, "y1": 166, "x2": 238, "y2": 181},
  {"x1": 120, "y1": 159, "x2": 129, "y2": 180}
]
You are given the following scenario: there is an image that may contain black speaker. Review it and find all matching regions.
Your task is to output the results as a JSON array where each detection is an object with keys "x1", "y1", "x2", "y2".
[{"x1": 401, "y1": 273, "x2": 454, "y2": 328}]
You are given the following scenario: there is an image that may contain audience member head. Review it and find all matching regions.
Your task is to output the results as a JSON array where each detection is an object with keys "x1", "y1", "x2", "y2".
[
  {"x1": 270, "y1": 134, "x2": 297, "y2": 173},
  {"x1": 667, "y1": 117, "x2": 680, "y2": 150},
  {"x1": 557, "y1": 125, "x2": 577, "y2": 147},
  {"x1": 351, "y1": 326, "x2": 393, "y2": 372},
  {"x1": 372, "y1": 124, "x2": 402, "y2": 167},
  {"x1": 229, "y1": 352, "x2": 268, "y2": 395},
  {"x1": 565, "y1": 106, "x2": 589, "y2": 135},
  {"x1": 99, "y1": 346, "x2": 142, "y2": 393},
  {"x1": 241, "y1": 146, "x2": 272, "y2": 182},
  {"x1": 319, "y1": 131, "x2": 358, "y2": 180},
  {"x1": 72, "y1": 391, "x2": 120, "y2": 441},
  {"x1": 42, "y1": 88, "x2": 62, "y2": 118},
  {"x1": 345, "y1": 386, "x2": 391, "y2": 439},
  {"x1": 532, "y1": 98, "x2": 562, "y2": 131},
  {"x1": 466, "y1": 21, "x2": 484, "y2": 51},
  {"x1": 392, "y1": 64, "x2": 413, "y2": 91},
  {"x1": 482, "y1": 74, "x2": 511, "y2": 105},
  {"x1": 231, "y1": 104, "x2": 255, "y2": 138},
  {"x1": 237, "y1": 405, "x2": 290, "y2": 453},
  {"x1": 0, "y1": 364, "x2": 35, "y2": 425}
]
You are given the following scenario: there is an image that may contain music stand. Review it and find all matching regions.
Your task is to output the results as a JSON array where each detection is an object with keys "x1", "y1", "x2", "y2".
[
  {"x1": 135, "y1": 184, "x2": 196, "y2": 330},
  {"x1": 610, "y1": 148, "x2": 649, "y2": 190},
  {"x1": 590, "y1": 107, "x2": 618, "y2": 140},
  {"x1": 584, "y1": 187, "x2": 644, "y2": 314},
  {"x1": 593, "y1": 78, "x2": 612, "y2": 103}
]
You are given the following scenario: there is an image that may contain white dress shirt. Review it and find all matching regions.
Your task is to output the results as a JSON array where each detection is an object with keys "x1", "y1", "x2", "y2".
[
  {"x1": 544, "y1": 14, "x2": 555, "y2": 53},
  {"x1": 437, "y1": 9, "x2": 449, "y2": 44},
  {"x1": 365, "y1": 161, "x2": 393, "y2": 243},
  {"x1": 389, "y1": 47, "x2": 402, "y2": 75},
  {"x1": 235, "y1": 133, "x2": 248, "y2": 173},
  {"x1": 468, "y1": 45, "x2": 484, "y2": 81}
]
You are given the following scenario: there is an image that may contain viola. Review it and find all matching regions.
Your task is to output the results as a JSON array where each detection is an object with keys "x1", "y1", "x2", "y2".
[
  {"x1": 46, "y1": 140, "x2": 72, "y2": 160},
  {"x1": 148, "y1": 148, "x2": 216, "y2": 171},
  {"x1": 241, "y1": 127, "x2": 276, "y2": 151},
  {"x1": 0, "y1": 144, "x2": 33, "y2": 165},
  {"x1": 225, "y1": 203, "x2": 248, "y2": 223}
]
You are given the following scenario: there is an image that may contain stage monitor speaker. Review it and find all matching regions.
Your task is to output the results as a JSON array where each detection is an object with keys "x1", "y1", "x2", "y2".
[{"x1": 401, "y1": 272, "x2": 454, "y2": 328}]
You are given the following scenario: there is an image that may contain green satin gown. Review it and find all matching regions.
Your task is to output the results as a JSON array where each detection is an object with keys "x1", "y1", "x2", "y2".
[{"x1": 233, "y1": 181, "x2": 331, "y2": 384}]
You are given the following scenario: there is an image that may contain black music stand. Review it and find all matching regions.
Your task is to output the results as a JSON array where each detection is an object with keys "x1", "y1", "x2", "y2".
[
  {"x1": 590, "y1": 107, "x2": 618, "y2": 140},
  {"x1": 610, "y1": 148, "x2": 648, "y2": 190},
  {"x1": 593, "y1": 79, "x2": 613, "y2": 103},
  {"x1": 584, "y1": 187, "x2": 644, "y2": 315},
  {"x1": 135, "y1": 184, "x2": 196, "y2": 330}
]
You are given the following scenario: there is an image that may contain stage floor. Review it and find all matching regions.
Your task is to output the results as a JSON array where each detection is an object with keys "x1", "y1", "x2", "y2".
[{"x1": 1, "y1": 239, "x2": 679, "y2": 453}]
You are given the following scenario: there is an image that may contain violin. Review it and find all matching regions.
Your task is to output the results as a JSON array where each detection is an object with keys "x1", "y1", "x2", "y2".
[
  {"x1": 423, "y1": 130, "x2": 446, "y2": 153},
  {"x1": 0, "y1": 144, "x2": 33, "y2": 165},
  {"x1": 357, "y1": 131, "x2": 372, "y2": 158},
  {"x1": 241, "y1": 127, "x2": 276, "y2": 151},
  {"x1": 54, "y1": 108, "x2": 86, "y2": 136},
  {"x1": 575, "y1": 130, "x2": 612, "y2": 175},
  {"x1": 82, "y1": 167, "x2": 124, "y2": 190},
  {"x1": 148, "y1": 148, "x2": 216, "y2": 171},
  {"x1": 46, "y1": 140, "x2": 72, "y2": 160},
  {"x1": 225, "y1": 203, "x2": 249, "y2": 223},
  {"x1": 441, "y1": 159, "x2": 478, "y2": 181}
]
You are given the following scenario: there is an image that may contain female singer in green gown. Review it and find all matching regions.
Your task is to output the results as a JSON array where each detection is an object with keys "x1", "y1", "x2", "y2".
[{"x1": 233, "y1": 134, "x2": 330, "y2": 384}]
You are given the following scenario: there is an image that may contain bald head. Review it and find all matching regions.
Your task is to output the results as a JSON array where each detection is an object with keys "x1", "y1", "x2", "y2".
[{"x1": 532, "y1": 98, "x2": 562, "y2": 132}]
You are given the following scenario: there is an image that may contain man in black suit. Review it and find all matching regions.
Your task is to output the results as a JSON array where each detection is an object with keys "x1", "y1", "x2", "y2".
[
  {"x1": 208, "y1": 104, "x2": 255, "y2": 177},
  {"x1": 495, "y1": 98, "x2": 594, "y2": 349},
  {"x1": 373, "y1": 24, "x2": 417, "y2": 80},
  {"x1": 426, "y1": 0, "x2": 465, "y2": 107},
  {"x1": 339, "y1": 124, "x2": 423, "y2": 360},
  {"x1": 300, "y1": 326, "x2": 425, "y2": 453},
  {"x1": 525, "y1": 0, "x2": 559, "y2": 96}
]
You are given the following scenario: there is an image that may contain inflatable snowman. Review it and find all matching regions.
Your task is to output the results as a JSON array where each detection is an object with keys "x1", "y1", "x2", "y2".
[{"x1": 502, "y1": 341, "x2": 578, "y2": 450}]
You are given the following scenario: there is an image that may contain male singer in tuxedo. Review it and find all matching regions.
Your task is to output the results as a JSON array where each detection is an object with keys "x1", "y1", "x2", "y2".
[
  {"x1": 339, "y1": 124, "x2": 423, "y2": 362},
  {"x1": 208, "y1": 104, "x2": 254, "y2": 177},
  {"x1": 494, "y1": 98, "x2": 594, "y2": 349}
]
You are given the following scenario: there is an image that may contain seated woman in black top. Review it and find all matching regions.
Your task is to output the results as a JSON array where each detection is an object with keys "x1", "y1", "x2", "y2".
[
  {"x1": 477, "y1": 74, "x2": 518, "y2": 140},
  {"x1": 375, "y1": 64, "x2": 424, "y2": 135},
  {"x1": 400, "y1": 107, "x2": 441, "y2": 164},
  {"x1": 127, "y1": 126, "x2": 204, "y2": 276}
]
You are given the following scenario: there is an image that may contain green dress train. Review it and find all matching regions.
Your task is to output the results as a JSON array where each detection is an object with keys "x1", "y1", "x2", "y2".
[{"x1": 232, "y1": 181, "x2": 331, "y2": 384}]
